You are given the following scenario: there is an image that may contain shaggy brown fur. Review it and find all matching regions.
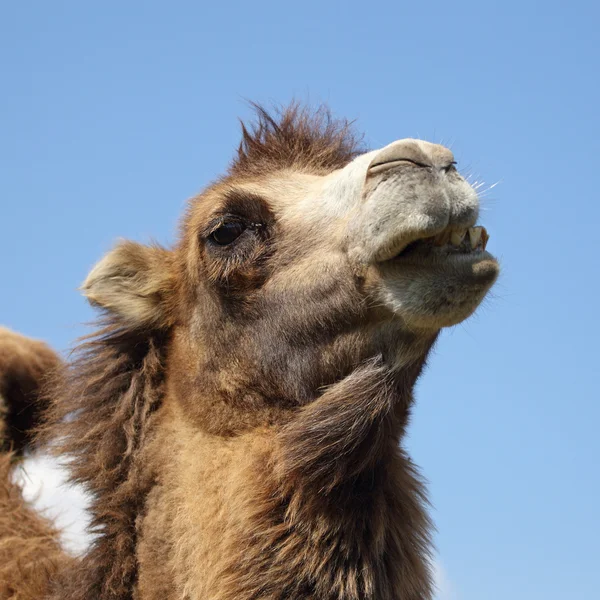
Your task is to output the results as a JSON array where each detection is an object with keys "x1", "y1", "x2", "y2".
[
  {"x1": 42, "y1": 326, "x2": 167, "y2": 599},
  {"x1": 0, "y1": 104, "x2": 497, "y2": 599},
  {"x1": 0, "y1": 327, "x2": 61, "y2": 454},
  {"x1": 0, "y1": 455, "x2": 72, "y2": 600},
  {"x1": 0, "y1": 329, "x2": 69, "y2": 600}
]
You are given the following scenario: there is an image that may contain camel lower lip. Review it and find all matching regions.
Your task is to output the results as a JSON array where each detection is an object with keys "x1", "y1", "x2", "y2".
[
  {"x1": 390, "y1": 247, "x2": 497, "y2": 266},
  {"x1": 380, "y1": 250, "x2": 500, "y2": 291}
]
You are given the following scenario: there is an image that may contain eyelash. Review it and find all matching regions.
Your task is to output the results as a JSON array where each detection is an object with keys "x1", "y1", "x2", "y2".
[{"x1": 207, "y1": 216, "x2": 263, "y2": 235}]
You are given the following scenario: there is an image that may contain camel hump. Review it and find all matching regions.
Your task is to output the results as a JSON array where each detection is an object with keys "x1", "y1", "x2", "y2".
[{"x1": 0, "y1": 327, "x2": 61, "y2": 454}]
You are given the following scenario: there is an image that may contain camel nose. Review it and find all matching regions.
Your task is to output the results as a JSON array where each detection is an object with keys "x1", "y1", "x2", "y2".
[{"x1": 368, "y1": 139, "x2": 455, "y2": 173}]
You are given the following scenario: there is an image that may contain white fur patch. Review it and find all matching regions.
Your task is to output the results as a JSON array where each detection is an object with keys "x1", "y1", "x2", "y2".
[{"x1": 14, "y1": 453, "x2": 93, "y2": 556}]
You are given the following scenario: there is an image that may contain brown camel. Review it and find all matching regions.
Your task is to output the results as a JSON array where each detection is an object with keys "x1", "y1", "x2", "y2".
[{"x1": 0, "y1": 104, "x2": 499, "y2": 599}]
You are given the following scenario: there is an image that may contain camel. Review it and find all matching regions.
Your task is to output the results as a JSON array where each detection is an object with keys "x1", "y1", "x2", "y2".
[{"x1": 0, "y1": 104, "x2": 499, "y2": 600}]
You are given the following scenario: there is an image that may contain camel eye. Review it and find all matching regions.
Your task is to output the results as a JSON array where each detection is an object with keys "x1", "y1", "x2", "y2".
[{"x1": 210, "y1": 221, "x2": 246, "y2": 245}]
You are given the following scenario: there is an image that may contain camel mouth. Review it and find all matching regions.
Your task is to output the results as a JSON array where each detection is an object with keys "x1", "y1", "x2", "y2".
[
  {"x1": 375, "y1": 223, "x2": 498, "y2": 328},
  {"x1": 387, "y1": 226, "x2": 491, "y2": 262}
]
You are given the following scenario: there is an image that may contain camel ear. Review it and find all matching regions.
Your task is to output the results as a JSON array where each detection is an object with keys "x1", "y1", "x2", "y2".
[{"x1": 82, "y1": 241, "x2": 175, "y2": 329}]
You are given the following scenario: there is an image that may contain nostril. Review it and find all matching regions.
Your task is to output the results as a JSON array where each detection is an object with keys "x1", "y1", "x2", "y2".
[
  {"x1": 404, "y1": 159, "x2": 430, "y2": 169},
  {"x1": 368, "y1": 157, "x2": 432, "y2": 176},
  {"x1": 368, "y1": 139, "x2": 457, "y2": 175},
  {"x1": 370, "y1": 158, "x2": 429, "y2": 170},
  {"x1": 368, "y1": 140, "x2": 433, "y2": 174}
]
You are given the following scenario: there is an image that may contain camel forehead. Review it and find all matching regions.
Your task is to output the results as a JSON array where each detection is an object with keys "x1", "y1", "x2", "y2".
[
  {"x1": 184, "y1": 169, "x2": 342, "y2": 234},
  {"x1": 230, "y1": 171, "x2": 329, "y2": 210}
]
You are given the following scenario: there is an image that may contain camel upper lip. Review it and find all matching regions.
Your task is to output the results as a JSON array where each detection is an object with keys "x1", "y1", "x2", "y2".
[{"x1": 385, "y1": 226, "x2": 490, "y2": 262}]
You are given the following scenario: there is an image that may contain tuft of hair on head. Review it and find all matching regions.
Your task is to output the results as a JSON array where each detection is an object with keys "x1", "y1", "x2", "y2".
[{"x1": 230, "y1": 101, "x2": 365, "y2": 177}]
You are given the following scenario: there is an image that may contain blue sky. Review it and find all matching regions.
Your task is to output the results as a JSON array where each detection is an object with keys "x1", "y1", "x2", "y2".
[{"x1": 2, "y1": 2, "x2": 599, "y2": 598}]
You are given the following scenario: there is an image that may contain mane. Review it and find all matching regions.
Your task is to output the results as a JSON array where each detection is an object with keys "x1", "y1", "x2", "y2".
[
  {"x1": 41, "y1": 321, "x2": 168, "y2": 600},
  {"x1": 230, "y1": 102, "x2": 365, "y2": 177}
]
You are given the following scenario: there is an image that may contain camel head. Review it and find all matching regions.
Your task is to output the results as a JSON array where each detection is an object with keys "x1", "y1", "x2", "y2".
[
  {"x1": 82, "y1": 106, "x2": 498, "y2": 434},
  {"x1": 36, "y1": 105, "x2": 501, "y2": 600}
]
